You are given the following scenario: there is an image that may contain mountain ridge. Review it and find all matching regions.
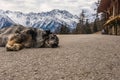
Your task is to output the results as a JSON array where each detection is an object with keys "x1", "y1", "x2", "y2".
[{"x1": 0, "y1": 9, "x2": 79, "y2": 32}]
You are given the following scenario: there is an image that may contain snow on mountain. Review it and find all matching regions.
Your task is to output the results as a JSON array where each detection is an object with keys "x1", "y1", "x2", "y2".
[
  {"x1": 0, "y1": 9, "x2": 79, "y2": 32},
  {"x1": 0, "y1": 14, "x2": 15, "y2": 28}
]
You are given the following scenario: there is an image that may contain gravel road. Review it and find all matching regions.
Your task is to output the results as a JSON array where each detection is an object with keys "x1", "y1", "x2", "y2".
[{"x1": 0, "y1": 34, "x2": 120, "y2": 80}]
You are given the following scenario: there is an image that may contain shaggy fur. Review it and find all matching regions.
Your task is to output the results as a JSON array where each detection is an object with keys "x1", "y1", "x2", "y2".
[
  {"x1": 0, "y1": 25, "x2": 59, "y2": 51},
  {"x1": 0, "y1": 25, "x2": 27, "y2": 47},
  {"x1": 5, "y1": 27, "x2": 37, "y2": 51},
  {"x1": 6, "y1": 33, "x2": 24, "y2": 51},
  {"x1": 44, "y1": 33, "x2": 59, "y2": 48},
  {"x1": 20, "y1": 28, "x2": 37, "y2": 48}
]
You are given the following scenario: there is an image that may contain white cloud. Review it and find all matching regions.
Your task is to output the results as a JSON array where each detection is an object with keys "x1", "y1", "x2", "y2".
[{"x1": 0, "y1": 0, "x2": 97, "y2": 15}]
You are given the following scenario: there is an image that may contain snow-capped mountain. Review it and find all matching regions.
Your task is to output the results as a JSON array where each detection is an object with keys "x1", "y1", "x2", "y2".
[
  {"x1": 0, "y1": 9, "x2": 79, "y2": 32},
  {"x1": 0, "y1": 14, "x2": 15, "y2": 28}
]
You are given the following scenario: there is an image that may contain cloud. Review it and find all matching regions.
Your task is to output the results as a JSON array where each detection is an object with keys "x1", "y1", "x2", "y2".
[{"x1": 0, "y1": 0, "x2": 97, "y2": 15}]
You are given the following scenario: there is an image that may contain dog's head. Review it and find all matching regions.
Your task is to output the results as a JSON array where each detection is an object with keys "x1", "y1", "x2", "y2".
[{"x1": 45, "y1": 33, "x2": 59, "y2": 48}]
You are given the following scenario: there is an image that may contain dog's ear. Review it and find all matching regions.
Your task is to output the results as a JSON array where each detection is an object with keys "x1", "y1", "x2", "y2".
[
  {"x1": 45, "y1": 30, "x2": 52, "y2": 35},
  {"x1": 26, "y1": 29, "x2": 36, "y2": 35},
  {"x1": 15, "y1": 30, "x2": 20, "y2": 34},
  {"x1": 42, "y1": 30, "x2": 50, "y2": 40},
  {"x1": 42, "y1": 30, "x2": 51, "y2": 38}
]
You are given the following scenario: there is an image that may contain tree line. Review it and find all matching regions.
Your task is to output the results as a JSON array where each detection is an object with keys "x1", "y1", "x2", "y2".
[{"x1": 57, "y1": 0, "x2": 105, "y2": 34}]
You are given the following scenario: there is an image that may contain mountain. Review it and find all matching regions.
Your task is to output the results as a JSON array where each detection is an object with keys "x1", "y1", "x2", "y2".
[
  {"x1": 0, "y1": 14, "x2": 15, "y2": 28},
  {"x1": 0, "y1": 9, "x2": 79, "y2": 32}
]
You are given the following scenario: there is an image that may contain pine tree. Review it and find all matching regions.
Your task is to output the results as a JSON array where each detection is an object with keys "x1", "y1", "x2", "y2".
[
  {"x1": 93, "y1": 19, "x2": 98, "y2": 32},
  {"x1": 92, "y1": 0, "x2": 100, "y2": 33},
  {"x1": 85, "y1": 19, "x2": 92, "y2": 34},
  {"x1": 59, "y1": 24, "x2": 70, "y2": 34},
  {"x1": 75, "y1": 10, "x2": 86, "y2": 34}
]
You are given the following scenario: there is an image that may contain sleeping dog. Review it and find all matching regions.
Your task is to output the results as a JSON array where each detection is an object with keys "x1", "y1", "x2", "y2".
[{"x1": 0, "y1": 25, "x2": 59, "y2": 51}]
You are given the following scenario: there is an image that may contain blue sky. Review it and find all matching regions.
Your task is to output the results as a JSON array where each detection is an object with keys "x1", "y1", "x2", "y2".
[{"x1": 0, "y1": 0, "x2": 97, "y2": 15}]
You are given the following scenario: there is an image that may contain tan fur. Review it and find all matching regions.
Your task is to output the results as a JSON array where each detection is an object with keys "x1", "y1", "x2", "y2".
[
  {"x1": 5, "y1": 28, "x2": 36, "y2": 51},
  {"x1": 0, "y1": 25, "x2": 59, "y2": 51},
  {"x1": 6, "y1": 34, "x2": 23, "y2": 51},
  {"x1": 6, "y1": 43, "x2": 23, "y2": 51}
]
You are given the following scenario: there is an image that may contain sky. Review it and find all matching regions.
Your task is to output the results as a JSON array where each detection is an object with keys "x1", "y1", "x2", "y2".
[{"x1": 0, "y1": 0, "x2": 98, "y2": 16}]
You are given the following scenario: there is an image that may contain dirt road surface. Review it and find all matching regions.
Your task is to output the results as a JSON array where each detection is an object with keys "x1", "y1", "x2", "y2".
[{"x1": 0, "y1": 34, "x2": 120, "y2": 80}]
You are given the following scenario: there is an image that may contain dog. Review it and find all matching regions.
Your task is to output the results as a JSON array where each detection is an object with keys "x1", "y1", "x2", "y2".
[{"x1": 0, "y1": 25, "x2": 59, "y2": 51}]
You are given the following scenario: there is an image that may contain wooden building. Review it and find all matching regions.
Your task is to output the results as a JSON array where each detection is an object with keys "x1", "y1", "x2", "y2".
[{"x1": 98, "y1": 0, "x2": 120, "y2": 35}]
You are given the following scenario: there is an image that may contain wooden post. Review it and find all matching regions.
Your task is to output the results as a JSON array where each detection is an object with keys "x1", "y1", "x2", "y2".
[
  {"x1": 113, "y1": 0, "x2": 115, "y2": 17},
  {"x1": 112, "y1": 0, "x2": 116, "y2": 35},
  {"x1": 116, "y1": 25, "x2": 118, "y2": 35},
  {"x1": 106, "y1": 26, "x2": 109, "y2": 34},
  {"x1": 114, "y1": 25, "x2": 117, "y2": 35}
]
